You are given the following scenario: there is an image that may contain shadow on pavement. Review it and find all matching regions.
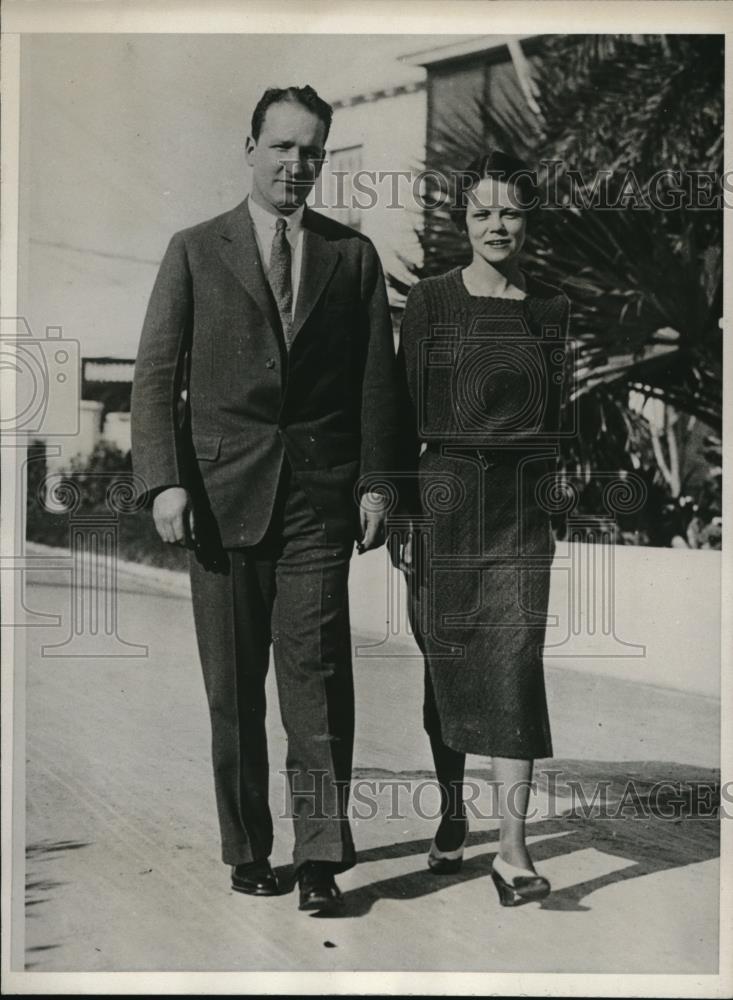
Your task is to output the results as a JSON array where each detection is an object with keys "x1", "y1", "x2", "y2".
[
  {"x1": 25, "y1": 840, "x2": 92, "y2": 969},
  {"x1": 282, "y1": 759, "x2": 720, "y2": 918}
]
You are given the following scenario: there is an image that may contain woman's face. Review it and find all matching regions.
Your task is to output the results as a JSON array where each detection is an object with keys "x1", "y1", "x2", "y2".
[{"x1": 464, "y1": 177, "x2": 527, "y2": 266}]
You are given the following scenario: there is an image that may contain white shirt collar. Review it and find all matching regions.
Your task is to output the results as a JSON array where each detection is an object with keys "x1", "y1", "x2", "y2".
[{"x1": 247, "y1": 196, "x2": 304, "y2": 246}]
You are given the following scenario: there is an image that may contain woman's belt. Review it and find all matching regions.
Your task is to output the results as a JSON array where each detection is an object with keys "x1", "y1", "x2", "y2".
[{"x1": 422, "y1": 442, "x2": 554, "y2": 470}]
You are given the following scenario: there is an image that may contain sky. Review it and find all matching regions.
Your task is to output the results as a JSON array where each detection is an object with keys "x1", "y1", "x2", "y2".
[{"x1": 18, "y1": 33, "x2": 468, "y2": 358}]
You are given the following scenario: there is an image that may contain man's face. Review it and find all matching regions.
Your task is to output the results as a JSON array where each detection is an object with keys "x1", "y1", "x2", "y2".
[{"x1": 246, "y1": 101, "x2": 327, "y2": 214}]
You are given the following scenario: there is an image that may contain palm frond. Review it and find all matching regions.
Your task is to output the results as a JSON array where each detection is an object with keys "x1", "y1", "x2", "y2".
[{"x1": 389, "y1": 31, "x2": 724, "y2": 476}]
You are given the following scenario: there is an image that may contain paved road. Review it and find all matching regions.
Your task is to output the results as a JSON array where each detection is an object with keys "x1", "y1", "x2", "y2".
[{"x1": 21, "y1": 569, "x2": 720, "y2": 974}]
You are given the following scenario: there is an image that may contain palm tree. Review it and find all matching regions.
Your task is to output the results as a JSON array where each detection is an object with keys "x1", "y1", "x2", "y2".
[{"x1": 390, "y1": 34, "x2": 723, "y2": 521}]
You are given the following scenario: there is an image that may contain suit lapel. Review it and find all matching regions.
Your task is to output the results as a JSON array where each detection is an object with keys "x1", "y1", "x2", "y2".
[
  {"x1": 290, "y1": 211, "x2": 340, "y2": 345},
  {"x1": 217, "y1": 197, "x2": 281, "y2": 338}
]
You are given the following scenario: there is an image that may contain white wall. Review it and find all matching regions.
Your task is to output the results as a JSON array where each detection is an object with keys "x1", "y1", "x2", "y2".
[
  {"x1": 321, "y1": 89, "x2": 427, "y2": 293},
  {"x1": 102, "y1": 411, "x2": 132, "y2": 455},
  {"x1": 348, "y1": 543, "x2": 721, "y2": 699},
  {"x1": 43, "y1": 399, "x2": 103, "y2": 475}
]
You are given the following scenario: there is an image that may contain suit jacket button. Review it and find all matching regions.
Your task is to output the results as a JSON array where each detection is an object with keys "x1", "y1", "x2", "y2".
[{"x1": 265, "y1": 357, "x2": 276, "y2": 369}]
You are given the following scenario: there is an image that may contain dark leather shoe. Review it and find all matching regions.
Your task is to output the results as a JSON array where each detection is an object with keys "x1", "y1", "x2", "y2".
[
  {"x1": 231, "y1": 859, "x2": 279, "y2": 896},
  {"x1": 297, "y1": 861, "x2": 343, "y2": 912},
  {"x1": 427, "y1": 815, "x2": 468, "y2": 875},
  {"x1": 490, "y1": 857, "x2": 550, "y2": 907}
]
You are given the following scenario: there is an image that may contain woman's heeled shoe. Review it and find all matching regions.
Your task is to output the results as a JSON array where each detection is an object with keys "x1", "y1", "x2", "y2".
[
  {"x1": 490, "y1": 855, "x2": 550, "y2": 906},
  {"x1": 427, "y1": 818, "x2": 467, "y2": 875}
]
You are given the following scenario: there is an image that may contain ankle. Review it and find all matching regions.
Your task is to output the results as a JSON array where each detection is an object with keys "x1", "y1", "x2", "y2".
[
  {"x1": 434, "y1": 810, "x2": 468, "y2": 851},
  {"x1": 440, "y1": 803, "x2": 466, "y2": 823},
  {"x1": 498, "y1": 843, "x2": 534, "y2": 871}
]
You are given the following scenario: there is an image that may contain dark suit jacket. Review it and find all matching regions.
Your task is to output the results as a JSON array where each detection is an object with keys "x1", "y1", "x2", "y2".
[{"x1": 131, "y1": 197, "x2": 401, "y2": 548}]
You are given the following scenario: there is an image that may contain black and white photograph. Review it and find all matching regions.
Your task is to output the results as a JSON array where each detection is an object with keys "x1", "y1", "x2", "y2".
[{"x1": 1, "y1": 2, "x2": 731, "y2": 995}]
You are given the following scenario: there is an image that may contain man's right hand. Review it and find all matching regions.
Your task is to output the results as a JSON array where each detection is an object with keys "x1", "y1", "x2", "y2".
[{"x1": 152, "y1": 487, "x2": 195, "y2": 546}]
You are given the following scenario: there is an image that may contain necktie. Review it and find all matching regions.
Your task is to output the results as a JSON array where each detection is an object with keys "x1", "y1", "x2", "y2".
[{"x1": 268, "y1": 217, "x2": 293, "y2": 348}]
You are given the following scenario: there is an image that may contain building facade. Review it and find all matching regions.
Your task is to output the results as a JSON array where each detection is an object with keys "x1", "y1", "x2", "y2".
[{"x1": 43, "y1": 35, "x2": 539, "y2": 466}]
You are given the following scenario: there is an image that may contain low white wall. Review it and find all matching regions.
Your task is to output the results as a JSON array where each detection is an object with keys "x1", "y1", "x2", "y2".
[
  {"x1": 102, "y1": 411, "x2": 131, "y2": 454},
  {"x1": 348, "y1": 542, "x2": 721, "y2": 699},
  {"x1": 27, "y1": 539, "x2": 720, "y2": 699}
]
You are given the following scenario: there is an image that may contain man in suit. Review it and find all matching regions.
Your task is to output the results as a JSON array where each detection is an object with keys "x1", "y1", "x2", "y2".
[{"x1": 131, "y1": 85, "x2": 400, "y2": 911}]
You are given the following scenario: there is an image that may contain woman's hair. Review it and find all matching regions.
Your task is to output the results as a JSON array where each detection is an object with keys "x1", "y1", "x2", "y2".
[{"x1": 450, "y1": 150, "x2": 538, "y2": 232}]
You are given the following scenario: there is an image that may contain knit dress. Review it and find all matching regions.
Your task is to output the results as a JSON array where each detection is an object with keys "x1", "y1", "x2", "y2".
[{"x1": 397, "y1": 266, "x2": 571, "y2": 760}]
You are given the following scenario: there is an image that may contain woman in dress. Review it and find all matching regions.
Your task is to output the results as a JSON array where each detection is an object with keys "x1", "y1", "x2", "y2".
[{"x1": 395, "y1": 150, "x2": 571, "y2": 906}]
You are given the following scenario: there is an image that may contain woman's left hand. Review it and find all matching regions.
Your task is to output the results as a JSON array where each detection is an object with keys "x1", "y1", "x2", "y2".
[{"x1": 388, "y1": 529, "x2": 413, "y2": 574}]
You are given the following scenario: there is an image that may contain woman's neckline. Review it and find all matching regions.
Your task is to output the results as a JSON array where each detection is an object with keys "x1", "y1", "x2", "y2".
[{"x1": 454, "y1": 266, "x2": 528, "y2": 301}]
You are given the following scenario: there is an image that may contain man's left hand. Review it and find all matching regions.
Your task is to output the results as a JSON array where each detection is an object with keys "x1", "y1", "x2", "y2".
[{"x1": 358, "y1": 491, "x2": 389, "y2": 553}]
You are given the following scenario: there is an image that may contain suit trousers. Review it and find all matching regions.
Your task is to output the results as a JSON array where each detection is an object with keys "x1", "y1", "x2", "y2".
[{"x1": 189, "y1": 458, "x2": 356, "y2": 871}]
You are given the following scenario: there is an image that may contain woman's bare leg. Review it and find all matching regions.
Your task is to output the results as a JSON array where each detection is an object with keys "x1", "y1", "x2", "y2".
[{"x1": 493, "y1": 755, "x2": 535, "y2": 871}]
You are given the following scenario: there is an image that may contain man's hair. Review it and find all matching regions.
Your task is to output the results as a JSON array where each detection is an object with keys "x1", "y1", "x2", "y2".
[
  {"x1": 251, "y1": 85, "x2": 333, "y2": 143},
  {"x1": 450, "y1": 149, "x2": 538, "y2": 231}
]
